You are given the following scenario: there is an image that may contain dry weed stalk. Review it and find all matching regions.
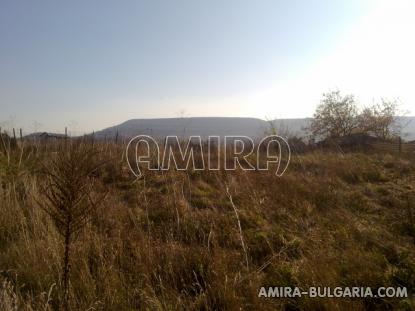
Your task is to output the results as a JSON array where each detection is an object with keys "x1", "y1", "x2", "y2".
[{"x1": 226, "y1": 185, "x2": 249, "y2": 271}]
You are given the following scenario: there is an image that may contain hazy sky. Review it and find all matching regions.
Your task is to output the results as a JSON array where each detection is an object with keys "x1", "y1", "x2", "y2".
[{"x1": 1, "y1": 0, "x2": 414, "y2": 134}]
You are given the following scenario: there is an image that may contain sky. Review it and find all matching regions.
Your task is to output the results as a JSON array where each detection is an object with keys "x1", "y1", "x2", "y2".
[{"x1": 0, "y1": 0, "x2": 414, "y2": 134}]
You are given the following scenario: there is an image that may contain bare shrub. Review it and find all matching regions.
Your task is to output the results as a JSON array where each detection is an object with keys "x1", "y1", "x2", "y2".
[
  {"x1": 36, "y1": 143, "x2": 106, "y2": 310},
  {"x1": 310, "y1": 90, "x2": 359, "y2": 139},
  {"x1": 358, "y1": 99, "x2": 399, "y2": 139}
]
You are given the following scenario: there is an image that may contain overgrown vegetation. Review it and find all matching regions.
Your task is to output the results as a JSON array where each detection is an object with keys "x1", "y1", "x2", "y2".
[
  {"x1": 310, "y1": 90, "x2": 401, "y2": 139},
  {"x1": 0, "y1": 143, "x2": 415, "y2": 310},
  {"x1": 0, "y1": 140, "x2": 414, "y2": 310}
]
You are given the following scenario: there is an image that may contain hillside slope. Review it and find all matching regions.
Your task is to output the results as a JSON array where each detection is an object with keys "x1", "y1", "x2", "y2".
[{"x1": 94, "y1": 116, "x2": 414, "y2": 140}]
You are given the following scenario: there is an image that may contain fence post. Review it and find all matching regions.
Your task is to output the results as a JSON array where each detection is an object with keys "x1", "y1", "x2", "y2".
[
  {"x1": 0, "y1": 127, "x2": 10, "y2": 160},
  {"x1": 11, "y1": 128, "x2": 17, "y2": 149},
  {"x1": 398, "y1": 136, "x2": 402, "y2": 154},
  {"x1": 115, "y1": 131, "x2": 119, "y2": 144},
  {"x1": 0, "y1": 127, "x2": 4, "y2": 154},
  {"x1": 19, "y1": 128, "x2": 23, "y2": 141},
  {"x1": 64, "y1": 127, "x2": 68, "y2": 147}
]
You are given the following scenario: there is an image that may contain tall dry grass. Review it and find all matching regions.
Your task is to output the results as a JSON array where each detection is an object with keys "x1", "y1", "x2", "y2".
[{"x1": 0, "y1": 140, "x2": 414, "y2": 310}]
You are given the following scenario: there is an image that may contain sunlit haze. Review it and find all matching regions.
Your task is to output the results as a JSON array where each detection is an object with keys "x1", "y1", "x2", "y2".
[{"x1": 1, "y1": 0, "x2": 413, "y2": 134}]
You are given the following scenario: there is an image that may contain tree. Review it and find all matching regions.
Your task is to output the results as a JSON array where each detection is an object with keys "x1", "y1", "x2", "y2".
[
  {"x1": 310, "y1": 90, "x2": 359, "y2": 139},
  {"x1": 358, "y1": 99, "x2": 399, "y2": 139}
]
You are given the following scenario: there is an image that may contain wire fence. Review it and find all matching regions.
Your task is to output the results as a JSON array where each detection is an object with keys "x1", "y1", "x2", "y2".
[
  {"x1": 1, "y1": 126, "x2": 415, "y2": 156},
  {"x1": 370, "y1": 138, "x2": 415, "y2": 154}
]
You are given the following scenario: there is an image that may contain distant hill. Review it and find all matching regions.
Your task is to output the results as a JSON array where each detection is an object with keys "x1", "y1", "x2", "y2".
[
  {"x1": 93, "y1": 116, "x2": 415, "y2": 141},
  {"x1": 93, "y1": 117, "x2": 312, "y2": 140},
  {"x1": 24, "y1": 132, "x2": 66, "y2": 139},
  {"x1": 22, "y1": 117, "x2": 413, "y2": 141}
]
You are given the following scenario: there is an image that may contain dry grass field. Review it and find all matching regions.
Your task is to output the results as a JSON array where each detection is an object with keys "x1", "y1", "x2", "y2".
[{"x1": 0, "y1": 140, "x2": 414, "y2": 310}]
